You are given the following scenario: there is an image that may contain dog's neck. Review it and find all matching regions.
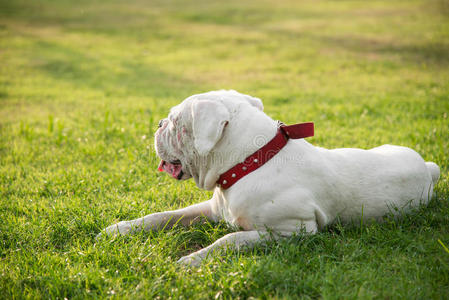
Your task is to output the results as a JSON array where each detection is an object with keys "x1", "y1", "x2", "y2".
[{"x1": 195, "y1": 108, "x2": 279, "y2": 190}]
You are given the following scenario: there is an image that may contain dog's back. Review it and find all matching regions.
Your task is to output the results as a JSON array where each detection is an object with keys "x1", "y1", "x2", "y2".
[{"x1": 315, "y1": 144, "x2": 438, "y2": 221}]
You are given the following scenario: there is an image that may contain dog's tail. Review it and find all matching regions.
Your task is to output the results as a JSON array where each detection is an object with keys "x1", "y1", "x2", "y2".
[{"x1": 426, "y1": 162, "x2": 440, "y2": 185}]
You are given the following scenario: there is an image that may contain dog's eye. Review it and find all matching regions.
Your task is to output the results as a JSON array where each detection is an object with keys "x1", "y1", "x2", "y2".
[{"x1": 158, "y1": 119, "x2": 164, "y2": 128}]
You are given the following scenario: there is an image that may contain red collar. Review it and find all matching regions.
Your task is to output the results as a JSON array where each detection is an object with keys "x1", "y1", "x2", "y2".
[{"x1": 217, "y1": 122, "x2": 314, "y2": 189}]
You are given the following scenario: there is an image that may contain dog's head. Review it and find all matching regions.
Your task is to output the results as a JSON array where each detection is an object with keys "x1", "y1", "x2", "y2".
[{"x1": 154, "y1": 90, "x2": 265, "y2": 189}]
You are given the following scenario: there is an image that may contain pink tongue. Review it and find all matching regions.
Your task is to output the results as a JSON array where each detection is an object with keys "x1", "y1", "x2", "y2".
[{"x1": 158, "y1": 160, "x2": 183, "y2": 179}]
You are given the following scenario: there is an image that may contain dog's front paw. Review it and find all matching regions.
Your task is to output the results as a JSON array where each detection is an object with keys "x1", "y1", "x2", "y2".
[
  {"x1": 96, "y1": 221, "x2": 132, "y2": 239},
  {"x1": 177, "y1": 254, "x2": 203, "y2": 267}
]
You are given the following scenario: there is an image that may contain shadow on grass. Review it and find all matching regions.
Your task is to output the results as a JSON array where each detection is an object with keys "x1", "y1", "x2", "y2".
[
  {"x1": 175, "y1": 1, "x2": 449, "y2": 68},
  {"x1": 313, "y1": 34, "x2": 449, "y2": 67},
  {"x1": 29, "y1": 39, "x2": 196, "y2": 99}
]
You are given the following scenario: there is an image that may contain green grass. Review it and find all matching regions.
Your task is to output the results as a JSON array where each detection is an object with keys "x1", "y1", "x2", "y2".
[{"x1": 1, "y1": 0, "x2": 448, "y2": 298}]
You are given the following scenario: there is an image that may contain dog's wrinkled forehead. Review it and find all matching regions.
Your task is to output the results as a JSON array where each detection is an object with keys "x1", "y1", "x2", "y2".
[
  {"x1": 165, "y1": 101, "x2": 190, "y2": 129},
  {"x1": 167, "y1": 104, "x2": 183, "y2": 122}
]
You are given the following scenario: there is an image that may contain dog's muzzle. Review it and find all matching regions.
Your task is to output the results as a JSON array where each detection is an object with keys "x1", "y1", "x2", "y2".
[{"x1": 158, "y1": 160, "x2": 184, "y2": 180}]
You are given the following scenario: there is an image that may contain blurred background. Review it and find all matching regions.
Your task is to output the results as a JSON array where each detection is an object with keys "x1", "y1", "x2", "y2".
[
  {"x1": 1, "y1": 1, "x2": 448, "y2": 120},
  {"x1": 1, "y1": 1, "x2": 448, "y2": 146}
]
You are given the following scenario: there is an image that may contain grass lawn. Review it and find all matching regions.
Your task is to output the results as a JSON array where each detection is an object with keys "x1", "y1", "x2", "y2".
[{"x1": 1, "y1": 0, "x2": 448, "y2": 298}]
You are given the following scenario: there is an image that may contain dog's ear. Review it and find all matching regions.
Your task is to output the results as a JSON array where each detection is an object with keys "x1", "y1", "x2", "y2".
[{"x1": 191, "y1": 100, "x2": 230, "y2": 156}]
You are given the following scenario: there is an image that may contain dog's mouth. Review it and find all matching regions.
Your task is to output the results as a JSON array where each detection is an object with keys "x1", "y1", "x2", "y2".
[{"x1": 158, "y1": 160, "x2": 184, "y2": 180}]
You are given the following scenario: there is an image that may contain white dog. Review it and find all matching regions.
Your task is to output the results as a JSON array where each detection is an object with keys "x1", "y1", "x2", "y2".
[{"x1": 99, "y1": 90, "x2": 440, "y2": 266}]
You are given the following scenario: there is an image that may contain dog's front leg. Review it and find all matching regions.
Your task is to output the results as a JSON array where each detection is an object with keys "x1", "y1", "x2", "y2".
[
  {"x1": 97, "y1": 200, "x2": 215, "y2": 238},
  {"x1": 177, "y1": 231, "x2": 270, "y2": 267}
]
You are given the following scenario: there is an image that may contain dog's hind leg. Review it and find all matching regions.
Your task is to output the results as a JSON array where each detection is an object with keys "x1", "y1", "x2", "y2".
[
  {"x1": 177, "y1": 220, "x2": 318, "y2": 267},
  {"x1": 177, "y1": 231, "x2": 266, "y2": 266}
]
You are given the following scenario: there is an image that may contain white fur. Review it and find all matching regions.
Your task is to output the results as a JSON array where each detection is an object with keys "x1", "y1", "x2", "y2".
[{"x1": 99, "y1": 90, "x2": 440, "y2": 266}]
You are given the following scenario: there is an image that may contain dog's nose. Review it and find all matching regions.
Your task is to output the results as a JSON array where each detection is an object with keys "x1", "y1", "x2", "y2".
[{"x1": 158, "y1": 119, "x2": 164, "y2": 128}]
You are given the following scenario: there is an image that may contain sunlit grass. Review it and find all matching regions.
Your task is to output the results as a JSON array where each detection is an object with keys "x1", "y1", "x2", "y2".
[{"x1": 0, "y1": 0, "x2": 448, "y2": 298}]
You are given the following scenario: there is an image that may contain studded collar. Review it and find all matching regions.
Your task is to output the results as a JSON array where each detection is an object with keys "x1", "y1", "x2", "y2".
[{"x1": 217, "y1": 122, "x2": 314, "y2": 189}]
